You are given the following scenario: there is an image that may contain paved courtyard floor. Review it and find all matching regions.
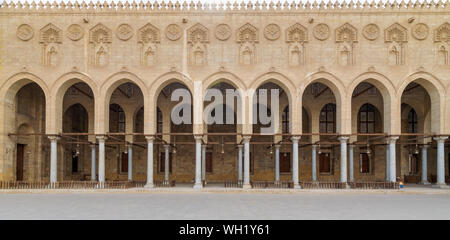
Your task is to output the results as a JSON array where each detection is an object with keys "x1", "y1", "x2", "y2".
[{"x1": 1, "y1": 188, "x2": 449, "y2": 219}]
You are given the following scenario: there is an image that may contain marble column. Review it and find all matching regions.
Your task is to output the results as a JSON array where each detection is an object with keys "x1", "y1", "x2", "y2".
[
  {"x1": 127, "y1": 144, "x2": 133, "y2": 181},
  {"x1": 243, "y1": 136, "x2": 251, "y2": 189},
  {"x1": 97, "y1": 136, "x2": 106, "y2": 187},
  {"x1": 385, "y1": 141, "x2": 390, "y2": 181},
  {"x1": 145, "y1": 137, "x2": 154, "y2": 188},
  {"x1": 388, "y1": 136, "x2": 399, "y2": 182},
  {"x1": 433, "y1": 136, "x2": 448, "y2": 188},
  {"x1": 274, "y1": 145, "x2": 280, "y2": 182},
  {"x1": 238, "y1": 145, "x2": 243, "y2": 181},
  {"x1": 348, "y1": 144, "x2": 354, "y2": 182},
  {"x1": 90, "y1": 144, "x2": 96, "y2": 181},
  {"x1": 420, "y1": 144, "x2": 430, "y2": 185},
  {"x1": 339, "y1": 136, "x2": 349, "y2": 183},
  {"x1": 291, "y1": 136, "x2": 301, "y2": 189},
  {"x1": 49, "y1": 136, "x2": 59, "y2": 183},
  {"x1": 164, "y1": 144, "x2": 170, "y2": 181},
  {"x1": 193, "y1": 136, "x2": 203, "y2": 189},
  {"x1": 311, "y1": 145, "x2": 317, "y2": 182},
  {"x1": 201, "y1": 144, "x2": 206, "y2": 182}
]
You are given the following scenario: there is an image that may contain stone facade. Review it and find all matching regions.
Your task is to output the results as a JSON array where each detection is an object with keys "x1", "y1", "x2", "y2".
[{"x1": 0, "y1": 1, "x2": 449, "y2": 185}]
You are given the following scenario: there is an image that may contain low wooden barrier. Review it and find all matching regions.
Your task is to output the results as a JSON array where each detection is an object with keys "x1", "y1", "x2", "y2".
[
  {"x1": 348, "y1": 182, "x2": 399, "y2": 189},
  {"x1": 154, "y1": 180, "x2": 176, "y2": 188},
  {"x1": 251, "y1": 181, "x2": 293, "y2": 189},
  {"x1": 301, "y1": 181, "x2": 347, "y2": 189},
  {"x1": 1, "y1": 180, "x2": 157, "y2": 189},
  {"x1": 224, "y1": 180, "x2": 243, "y2": 188}
]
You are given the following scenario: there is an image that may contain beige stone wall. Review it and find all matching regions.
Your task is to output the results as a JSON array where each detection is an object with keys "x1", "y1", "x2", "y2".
[{"x1": 0, "y1": 2, "x2": 449, "y2": 182}]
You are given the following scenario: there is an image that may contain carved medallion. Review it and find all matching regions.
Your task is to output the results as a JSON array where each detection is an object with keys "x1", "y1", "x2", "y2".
[
  {"x1": 67, "y1": 24, "x2": 84, "y2": 41},
  {"x1": 362, "y1": 24, "x2": 379, "y2": 41},
  {"x1": 17, "y1": 24, "x2": 34, "y2": 41},
  {"x1": 165, "y1": 24, "x2": 181, "y2": 41},
  {"x1": 412, "y1": 23, "x2": 429, "y2": 40},
  {"x1": 313, "y1": 23, "x2": 329, "y2": 41},
  {"x1": 264, "y1": 24, "x2": 281, "y2": 41},
  {"x1": 215, "y1": 24, "x2": 231, "y2": 41},
  {"x1": 116, "y1": 24, "x2": 133, "y2": 41}
]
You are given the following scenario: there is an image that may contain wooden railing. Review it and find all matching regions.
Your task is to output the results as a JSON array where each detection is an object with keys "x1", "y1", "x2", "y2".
[
  {"x1": 251, "y1": 181, "x2": 294, "y2": 189},
  {"x1": 154, "y1": 180, "x2": 176, "y2": 188},
  {"x1": 300, "y1": 181, "x2": 347, "y2": 189},
  {"x1": 224, "y1": 180, "x2": 243, "y2": 188},
  {"x1": 1, "y1": 181, "x2": 152, "y2": 189},
  {"x1": 348, "y1": 182, "x2": 399, "y2": 189}
]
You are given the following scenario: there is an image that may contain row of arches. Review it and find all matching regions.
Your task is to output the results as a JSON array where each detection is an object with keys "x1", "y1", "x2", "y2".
[{"x1": 2, "y1": 69, "x2": 445, "y2": 183}]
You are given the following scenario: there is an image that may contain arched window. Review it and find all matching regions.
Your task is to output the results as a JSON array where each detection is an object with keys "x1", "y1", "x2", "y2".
[
  {"x1": 358, "y1": 103, "x2": 376, "y2": 133},
  {"x1": 282, "y1": 106, "x2": 289, "y2": 134},
  {"x1": 408, "y1": 109, "x2": 418, "y2": 133},
  {"x1": 109, "y1": 104, "x2": 125, "y2": 133},
  {"x1": 319, "y1": 104, "x2": 336, "y2": 133}
]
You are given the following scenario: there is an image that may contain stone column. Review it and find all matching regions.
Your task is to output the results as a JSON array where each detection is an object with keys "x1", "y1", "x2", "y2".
[
  {"x1": 274, "y1": 145, "x2": 280, "y2": 182},
  {"x1": 145, "y1": 137, "x2": 154, "y2": 188},
  {"x1": 201, "y1": 144, "x2": 206, "y2": 182},
  {"x1": 238, "y1": 145, "x2": 243, "y2": 181},
  {"x1": 90, "y1": 144, "x2": 96, "y2": 181},
  {"x1": 164, "y1": 144, "x2": 170, "y2": 181},
  {"x1": 49, "y1": 136, "x2": 59, "y2": 183},
  {"x1": 433, "y1": 136, "x2": 448, "y2": 188},
  {"x1": 97, "y1": 136, "x2": 106, "y2": 186},
  {"x1": 338, "y1": 136, "x2": 349, "y2": 183},
  {"x1": 127, "y1": 144, "x2": 133, "y2": 181},
  {"x1": 388, "y1": 136, "x2": 399, "y2": 182},
  {"x1": 193, "y1": 136, "x2": 203, "y2": 189},
  {"x1": 243, "y1": 136, "x2": 251, "y2": 189},
  {"x1": 420, "y1": 144, "x2": 430, "y2": 185},
  {"x1": 348, "y1": 144, "x2": 354, "y2": 182},
  {"x1": 385, "y1": 141, "x2": 390, "y2": 181},
  {"x1": 311, "y1": 145, "x2": 317, "y2": 182},
  {"x1": 291, "y1": 136, "x2": 301, "y2": 189}
]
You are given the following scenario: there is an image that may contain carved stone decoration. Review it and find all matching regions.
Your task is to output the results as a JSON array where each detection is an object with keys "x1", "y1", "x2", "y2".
[
  {"x1": 67, "y1": 24, "x2": 84, "y2": 41},
  {"x1": 264, "y1": 24, "x2": 281, "y2": 41},
  {"x1": 138, "y1": 23, "x2": 160, "y2": 67},
  {"x1": 385, "y1": 23, "x2": 408, "y2": 65},
  {"x1": 89, "y1": 23, "x2": 112, "y2": 67},
  {"x1": 434, "y1": 23, "x2": 450, "y2": 65},
  {"x1": 335, "y1": 23, "x2": 357, "y2": 66},
  {"x1": 187, "y1": 23, "x2": 209, "y2": 66},
  {"x1": 17, "y1": 24, "x2": 34, "y2": 41},
  {"x1": 362, "y1": 24, "x2": 379, "y2": 41},
  {"x1": 39, "y1": 23, "x2": 62, "y2": 67},
  {"x1": 237, "y1": 23, "x2": 259, "y2": 65},
  {"x1": 165, "y1": 24, "x2": 181, "y2": 41},
  {"x1": 313, "y1": 23, "x2": 329, "y2": 41},
  {"x1": 434, "y1": 22, "x2": 450, "y2": 43},
  {"x1": 215, "y1": 24, "x2": 231, "y2": 41},
  {"x1": 116, "y1": 24, "x2": 133, "y2": 41},
  {"x1": 412, "y1": 23, "x2": 429, "y2": 40},
  {"x1": 286, "y1": 23, "x2": 308, "y2": 66}
]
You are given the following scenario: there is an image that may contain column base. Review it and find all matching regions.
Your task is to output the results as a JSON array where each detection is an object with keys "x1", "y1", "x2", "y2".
[
  {"x1": 293, "y1": 184, "x2": 301, "y2": 189},
  {"x1": 96, "y1": 182, "x2": 104, "y2": 189},
  {"x1": 432, "y1": 183, "x2": 450, "y2": 189},
  {"x1": 193, "y1": 183, "x2": 203, "y2": 189},
  {"x1": 144, "y1": 183, "x2": 154, "y2": 188},
  {"x1": 242, "y1": 183, "x2": 252, "y2": 189},
  {"x1": 419, "y1": 181, "x2": 431, "y2": 185}
]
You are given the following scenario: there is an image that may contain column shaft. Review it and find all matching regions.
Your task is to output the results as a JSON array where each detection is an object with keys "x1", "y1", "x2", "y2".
[
  {"x1": 145, "y1": 137, "x2": 154, "y2": 188},
  {"x1": 238, "y1": 145, "x2": 243, "y2": 181},
  {"x1": 312, "y1": 145, "x2": 317, "y2": 182},
  {"x1": 243, "y1": 137, "x2": 251, "y2": 189},
  {"x1": 349, "y1": 145, "x2": 354, "y2": 182},
  {"x1": 292, "y1": 136, "x2": 301, "y2": 189},
  {"x1": 201, "y1": 145, "x2": 206, "y2": 181},
  {"x1": 164, "y1": 145, "x2": 170, "y2": 181},
  {"x1": 49, "y1": 136, "x2": 59, "y2": 183},
  {"x1": 339, "y1": 137, "x2": 349, "y2": 183},
  {"x1": 389, "y1": 137, "x2": 398, "y2": 182},
  {"x1": 385, "y1": 144, "x2": 390, "y2": 181},
  {"x1": 128, "y1": 145, "x2": 133, "y2": 181},
  {"x1": 193, "y1": 136, "x2": 203, "y2": 189},
  {"x1": 98, "y1": 136, "x2": 106, "y2": 185},
  {"x1": 434, "y1": 137, "x2": 448, "y2": 186},
  {"x1": 420, "y1": 145, "x2": 429, "y2": 184},
  {"x1": 91, "y1": 145, "x2": 96, "y2": 181}
]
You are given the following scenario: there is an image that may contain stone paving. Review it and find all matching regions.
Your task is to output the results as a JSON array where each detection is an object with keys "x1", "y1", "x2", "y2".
[{"x1": 0, "y1": 186, "x2": 449, "y2": 219}]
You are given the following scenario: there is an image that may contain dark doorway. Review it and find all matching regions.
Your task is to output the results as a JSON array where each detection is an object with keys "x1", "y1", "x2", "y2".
[
  {"x1": 122, "y1": 152, "x2": 128, "y2": 173},
  {"x1": 16, "y1": 144, "x2": 25, "y2": 181},
  {"x1": 319, "y1": 152, "x2": 331, "y2": 173}
]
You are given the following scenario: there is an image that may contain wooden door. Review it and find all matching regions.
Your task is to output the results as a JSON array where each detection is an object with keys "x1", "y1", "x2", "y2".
[
  {"x1": 319, "y1": 153, "x2": 330, "y2": 173},
  {"x1": 280, "y1": 152, "x2": 291, "y2": 173},
  {"x1": 360, "y1": 153, "x2": 370, "y2": 173},
  {"x1": 121, "y1": 152, "x2": 128, "y2": 173},
  {"x1": 206, "y1": 152, "x2": 213, "y2": 173},
  {"x1": 16, "y1": 144, "x2": 24, "y2": 181}
]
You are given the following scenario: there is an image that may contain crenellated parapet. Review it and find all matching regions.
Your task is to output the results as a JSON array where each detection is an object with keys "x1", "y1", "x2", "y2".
[{"x1": 0, "y1": 0, "x2": 449, "y2": 13}]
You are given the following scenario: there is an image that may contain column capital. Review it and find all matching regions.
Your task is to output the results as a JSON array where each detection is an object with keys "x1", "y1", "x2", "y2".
[
  {"x1": 348, "y1": 144, "x2": 355, "y2": 149},
  {"x1": 145, "y1": 136, "x2": 155, "y2": 142},
  {"x1": 274, "y1": 144, "x2": 281, "y2": 149},
  {"x1": 338, "y1": 136, "x2": 349, "y2": 142},
  {"x1": 194, "y1": 135, "x2": 203, "y2": 142},
  {"x1": 201, "y1": 144, "x2": 207, "y2": 149},
  {"x1": 421, "y1": 144, "x2": 430, "y2": 149},
  {"x1": 433, "y1": 136, "x2": 449, "y2": 142},
  {"x1": 242, "y1": 135, "x2": 251, "y2": 142},
  {"x1": 291, "y1": 136, "x2": 301, "y2": 142},
  {"x1": 386, "y1": 136, "x2": 399, "y2": 143},
  {"x1": 237, "y1": 144, "x2": 243, "y2": 149},
  {"x1": 90, "y1": 143, "x2": 96, "y2": 148},
  {"x1": 163, "y1": 144, "x2": 170, "y2": 149},
  {"x1": 48, "y1": 135, "x2": 60, "y2": 141},
  {"x1": 311, "y1": 144, "x2": 317, "y2": 149},
  {"x1": 96, "y1": 135, "x2": 107, "y2": 141}
]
